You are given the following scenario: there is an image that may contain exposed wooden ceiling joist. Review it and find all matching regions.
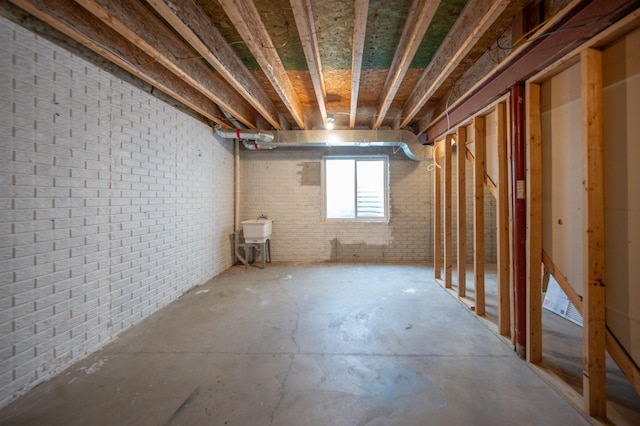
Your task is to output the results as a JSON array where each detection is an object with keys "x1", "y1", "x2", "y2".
[
  {"x1": 291, "y1": 0, "x2": 327, "y2": 125},
  {"x1": 218, "y1": 0, "x2": 307, "y2": 129},
  {"x1": 145, "y1": 0, "x2": 287, "y2": 130},
  {"x1": 9, "y1": 0, "x2": 593, "y2": 135},
  {"x1": 8, "y1": 0, "x2": 230, "y2": 127},
  {"x1": 350, "y1": 0, "x2": 369, "y2": 129},
  {"x1": 372, "y1": 0, "x2": 441, "y2": 129},
  {"x1": 73, "y1": 0, "x2": 258, "y2": 129},
  {"x1": 399, "y1": 0, "x2": 510, "y2": 129}
]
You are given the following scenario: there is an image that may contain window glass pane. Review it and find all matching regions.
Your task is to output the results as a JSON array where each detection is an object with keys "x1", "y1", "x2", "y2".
[
  {"x1": 356, "y1": 160, "x2": 385, "y2": 217},
  {"x1": 326, "y1": 159, "x2": 355, "y2": 218}
]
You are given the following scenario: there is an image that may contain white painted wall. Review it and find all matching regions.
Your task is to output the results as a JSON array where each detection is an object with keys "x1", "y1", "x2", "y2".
[
  {"x1": 603, "y1": 26, "x2": 640, "y2": 366},
  {"x1": 540, "y1": 62, "x2": 584, "y2": 298},
  {"x1": 0, "y1": 17, "x2": 235, "y2": 407},
  {"x1": 239, "y1": 147, "x2": 433, "y2": 263},
  {"x1": 239, "y1": 145, "x2": 497, "y2": 265},
  {"x1": 539, "y1": 26, "x2": 640, "y2": 367}
]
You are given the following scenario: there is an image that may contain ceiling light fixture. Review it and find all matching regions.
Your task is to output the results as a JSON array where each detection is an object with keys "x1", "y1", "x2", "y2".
[{"x1": 325, "y1": 114, "x2": 334, "y2": 130}]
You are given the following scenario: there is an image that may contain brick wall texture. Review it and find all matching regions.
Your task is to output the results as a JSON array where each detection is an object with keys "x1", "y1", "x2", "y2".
[
  {"x1": 239, "y1": 147, "x2": 497, "y2": 265},
  {"x1": 239, "y1": 147, "x2": 435, "y2": 263},
  {"x1": 0, "y1": 17, "x2": 234, "y2": 407}
]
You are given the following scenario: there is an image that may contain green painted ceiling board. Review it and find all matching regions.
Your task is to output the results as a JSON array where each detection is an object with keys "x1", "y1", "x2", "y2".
[
  {"x1": 200, "y1": 1, "x2": 260, "y2": 70},
  {"x1": 202, "y1": 1, "x2": 468, "y2": 72},
  {"x1": 362, "y1": 0, "x2": 413, "y2": 69},
  {"x1": 313, "y1": 0, "x2": 354, "y2": 70},
  {"x1": 410, "y1": 0, "x2": 468, "y2": 68},
  {"x1": 255, "y1": 0, "x2": 307, "y2": 70}
]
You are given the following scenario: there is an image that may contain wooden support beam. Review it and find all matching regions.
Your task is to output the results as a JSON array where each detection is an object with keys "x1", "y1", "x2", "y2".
[
  {"x1": 372, "y1": 0, "x2": 440, "y2": 129},
  {"x1": 219, "y1": 0, "x2": 306, "y2": 129},
  {"x1": 542, "y1": 250, "x2": 583, "y2": 316},
  {"x1": 606, "y1": 328, "x2": 640, "y2": 397},
  {"x1": 466, "y1": 148, "x2": 474, "y2": 165},
  {"x1": 434, "y1": 141, "x2": 442, "y2": 280},
  {"x1": 496, "y1": 101, "x2": 510, "y2": 337},
  {"x1": 290, "y1": 0, "x2": 327, "y2": 125},
  {"x1": 146, "y1": 0, "x2": 285, "y2": 130},
  {"x1": 400, "y1": 0, "x2": 509, "y2": 128},
  {"x1": 473, "y1": 116, "x2": 485, "y2": 316},
  {"x1": 74, "y1": 0, "x2": 258, "y2": 129},
  {"x1": 581, "y1": 47, "x2": 606, "y2": 418},
  {"x1": 456, "y1": 126, "x2": 467, "y2": 297},
  {"x1": 8, "y1": 0, "x2": 229, "y2": 127},
  {"x1": 444, "y1": 134, "x2": 453, "y2": 289},
  {"x1": 350, "y1": 0, "x2": 369, "y2": 129},
  {"x1": 526, "y1": 82, "x2": 543, "y2": 364},
  {"x1": 485, "y1": 175, "x2": 497, "y2": 199},
  {"x1": 465, "y1": 149, "x2": 496, "y2": 198}
]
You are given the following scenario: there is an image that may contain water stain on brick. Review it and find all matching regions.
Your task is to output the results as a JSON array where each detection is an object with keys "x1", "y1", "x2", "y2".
[{"x1": 298, "y1": 162, "x2": 321, "y2": 186}]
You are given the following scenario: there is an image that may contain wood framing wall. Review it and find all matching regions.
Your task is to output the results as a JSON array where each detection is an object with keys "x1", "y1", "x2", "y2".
[
  {"x1": 433, "y1": 13, "x2": 640, "y2": 422},
  {"x1": 526, "y1": 16, "x2": 640, "y2": 421},
  {"x1": 433, "y1": 98, "x2": 513, "y2": 342}
]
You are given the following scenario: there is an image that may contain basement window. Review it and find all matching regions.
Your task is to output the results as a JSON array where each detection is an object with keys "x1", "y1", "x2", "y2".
[{"x1": 324, "y1": 156, "x2": 388, "y2": 221}]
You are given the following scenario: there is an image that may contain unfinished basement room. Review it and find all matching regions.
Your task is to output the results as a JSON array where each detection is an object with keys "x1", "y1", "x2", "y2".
[{"x1": 1, "y1": 0, "x2": 639, "y2": 424}]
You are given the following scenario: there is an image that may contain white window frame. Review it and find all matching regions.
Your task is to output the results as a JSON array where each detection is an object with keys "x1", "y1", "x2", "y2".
[{"x1": 323, "y1": 155, "x2": 389, "y2": 222}]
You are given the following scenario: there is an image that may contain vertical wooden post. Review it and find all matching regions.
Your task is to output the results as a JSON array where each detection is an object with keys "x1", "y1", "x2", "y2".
[
  {"x1": 444, "y1": 134, "x2": 453, "y2": 288},
  {"x1": 456, "y1": 126, "x2": 467, "y2": 298},
  {"x1": 581, "y1": 47, "x2": 606, "y2": 418},
  {"x1": 526, "y1": 83, "x2": 543, "y2": 364},
  {"x1": 496, "y1": 102, "x2": 510, "y2": 337},
  {"x1": 473, "y1": 117, "x2": 485, "y2": 316},
  {"x1": 434, "y1": 142, "x2": 442, "y2": 280}
]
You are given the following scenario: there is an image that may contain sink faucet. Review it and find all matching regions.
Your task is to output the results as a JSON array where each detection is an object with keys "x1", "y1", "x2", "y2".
[{"x1": 257, "y1": 213, "x2": 267, "y2": 220}]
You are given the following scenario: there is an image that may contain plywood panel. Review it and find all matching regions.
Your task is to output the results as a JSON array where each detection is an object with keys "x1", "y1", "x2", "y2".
[
  {"x1": 603, "y1": 26, "x2": 640, "y2": 369},
  {"x1": 540, "y1": 62, "x2": 584, "y2": 298}
]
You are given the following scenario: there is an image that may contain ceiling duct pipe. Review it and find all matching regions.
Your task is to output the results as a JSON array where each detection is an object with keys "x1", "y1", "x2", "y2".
[
  {"x1": 215, "y1": 127, "x2": 275, "y2": 143},
  {"x1": 215, "y1": 128, "x2": 433, "y2": 161}
]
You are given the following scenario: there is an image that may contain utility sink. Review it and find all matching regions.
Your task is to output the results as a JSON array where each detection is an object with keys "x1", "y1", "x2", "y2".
[{"x1": 242, "y1": 219, "x2": 273, "y2": 243}]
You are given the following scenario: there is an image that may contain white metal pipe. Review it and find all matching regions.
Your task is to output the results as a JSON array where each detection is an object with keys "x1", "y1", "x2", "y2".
[
  {"x1": 215, "y1": 127, "x2": 274, "y2": 143},
  {"x1": 233, "y1": 136, "x2": 247, "y2": 265}
]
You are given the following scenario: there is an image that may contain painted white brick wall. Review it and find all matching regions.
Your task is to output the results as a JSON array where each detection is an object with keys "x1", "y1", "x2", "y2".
[
  {"x1": 0, "y1": 17, "x2": 234, "y2": 408},
  {"x1": 239, "y1": 147, "x2": 433, "y2": 263}
]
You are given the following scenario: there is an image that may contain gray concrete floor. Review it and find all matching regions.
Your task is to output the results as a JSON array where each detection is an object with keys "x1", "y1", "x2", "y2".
[
  {"x1": 1, "y1": 264, "x2": 594, "y2": 425},
  {"x1": 452, "y1": 265, "x2": 640, "y2": 425}
]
